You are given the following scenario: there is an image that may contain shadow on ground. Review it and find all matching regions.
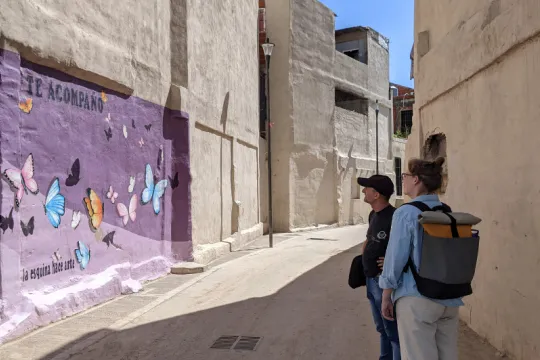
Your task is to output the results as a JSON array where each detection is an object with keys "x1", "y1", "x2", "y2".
[{"x1": 34, "y1": 244, "x2": 499, "y2": 360}]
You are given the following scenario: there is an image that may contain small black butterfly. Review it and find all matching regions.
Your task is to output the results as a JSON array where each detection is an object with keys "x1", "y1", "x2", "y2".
[
  {"x1": 157, "y1": 148, "x2": 163, "y2": 170},
  {"x1": 169, "y1": 172, "x2": 179, "y2": 189},
  {"x1": 20, "y1": 216, "x2": 35, "y2": 237},
  {"x1": 104, "y1": 127, "x2": 112, "y2": 141},
  {"x1": 144, "y1": 124, "x2": 152, "y2": 131},
  {"x1": 132, "y1": 119, "x2": 136, "y2": 129},
  {"x1": 102, "y1": 231, "x2": 119, "y2": 249},
  {"x1": 0, "y1": 207, "x2": 14, "y2": 233},
  {"x1": 65, "y1": 158, "x2": 81, "y2": 187}
]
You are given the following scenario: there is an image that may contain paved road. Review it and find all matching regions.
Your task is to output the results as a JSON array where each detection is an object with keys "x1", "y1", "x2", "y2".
[{"x1": 0, "y1": 225, "x2": 500, "y2": 359}]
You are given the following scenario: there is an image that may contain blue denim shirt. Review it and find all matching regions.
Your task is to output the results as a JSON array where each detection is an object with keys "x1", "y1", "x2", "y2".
[{"x1": 378, "y1": 194, "x2": 464, "y2": 307}]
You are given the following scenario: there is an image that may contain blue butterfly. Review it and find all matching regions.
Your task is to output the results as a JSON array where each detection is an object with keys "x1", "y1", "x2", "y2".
[
  {"x1": 44, "y1": 177, "x2": 65, "y2": 228},
  {"x1": 74, "y1": 241, "x2": 90, "y2": 270},
  {"x1": 141, "y1": 164, "x2": 168, "y2": 215}
]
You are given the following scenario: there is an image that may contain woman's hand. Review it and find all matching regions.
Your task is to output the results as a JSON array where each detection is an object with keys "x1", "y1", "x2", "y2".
[{"x1": 381, "y1": 289, "x2": 395, "y2": 321}]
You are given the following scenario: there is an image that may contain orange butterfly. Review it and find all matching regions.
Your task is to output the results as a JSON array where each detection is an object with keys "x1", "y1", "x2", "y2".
[
  {"x1": 19, "y1": 98, "x2": 33, "y2": 113},
  {"x1": 101, "y1": 91, "x2": 108, "y2": 103},
  {"x1": 83, "y1": 188, "x2": 104, "y2": 231}
]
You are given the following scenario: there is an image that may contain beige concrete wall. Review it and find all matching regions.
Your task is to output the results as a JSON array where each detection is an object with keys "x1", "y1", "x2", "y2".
[
  {"x1": 410, "y1": 0, "x2": 540, "y2": 358},
  {"x1": 265, "y1": 0, "x2": 294, "y2": 232},
  {"x1": 0, "y1": 0, "x2": 174, "y2": 106},
  {"x1": 265, "y1": 0, "x2": 393, "y2": 231},
  {"x1": 188, "y1": 0, "x2": 262, "y2": 262}
]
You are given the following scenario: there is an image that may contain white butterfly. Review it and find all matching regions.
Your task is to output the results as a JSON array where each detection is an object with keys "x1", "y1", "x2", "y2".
[
  {"x1": 105, "y1": 113, "x2": 111, "y2": 123},
  {"x1": 128, "y1": 176, "x2": 136, "y2": 193},
  {"x1": 71, "y1": 210, "x2": 81, "y2": 229},
  {"x1": 160, "y1": 145, "x2": 164, "y2": 164},
  {"x1": 139, "y1": 138, "x2": 145, "y2": 148},
  {"x1": 117, "y1": 194, "x2": 138, "y2": 226},
  {"x1": 106, "y1": 185, "x2": 118, "y2": 203},
  {"x1": 123, "y1": 125, "x2": 128, "y2": 138}
]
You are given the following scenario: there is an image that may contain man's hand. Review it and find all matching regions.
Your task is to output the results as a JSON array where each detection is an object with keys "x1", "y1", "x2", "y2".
[
  {"x1": 381, "y1": 289, "x2": 395, "y2": 321},
  {"x1": 377, "y1": 257, "x2": 384, "y2": 270}
]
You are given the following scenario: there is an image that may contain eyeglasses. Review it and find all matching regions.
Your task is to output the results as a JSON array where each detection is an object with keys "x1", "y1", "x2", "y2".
[{"x1": 401, "y1": 173, "x2": 413, "y2": 180}]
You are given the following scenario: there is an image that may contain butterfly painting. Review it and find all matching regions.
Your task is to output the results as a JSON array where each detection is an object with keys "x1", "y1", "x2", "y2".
[
  {"x1": 19, "y1": 98, "x2": 33, "y2": 113},
  {"x1": 3, "y1": 153, "x2": 39, "y2": 208},
  {"x1": 65, "y1": 158, "x2": 81, "y2": 187},
  {"x1": 169, "y1": 172, "x2": 179, "y2": 190},
  {"x1": 106, "y1": 185, "x2": 118, "y2": 204},
  {"x1": 102, "y1": 231, "x2": 116, "y2": 248},
  {"x1": 71, "y1": 210, "x2": 81, "y2": 229},
  {"x1": 131, "y1": 119, "x2": 136, "y2": 128},
  {"x1": 20, "y1": 216, "x2": 35, "y2": 237},
  {"x1": 157, "y1": 147, "x2": 162, "y2": 170},
  {"x1": 0, "y1": 207, "x2": 14, "y2": 233},
  {"x1": 74, "y1": 241, "x2": 90, "y2": 270},
  {"x1": 44, "y1": 177, "x2": 66, "y2": 228},
  {"x1": 141, "y1": 164, "x2": 168, "y2": 215},
  {"x1": 117, "y1": 194, "x2": 138, "y2": 226},
  {"x1": 128, "y1": 176, "x2": 136, "y2": 193},
  {"x1": 123, "y1": 125, "x2": 128, "y2": 138},
  {"x1": 138, "y1": 138, "x2": 145, "y2": 148},
  {"x1": 104, "y1": 127, "x2": 112, "y2": 141},
  {"x1": 101, "y1": 91, "x2": 108, "y2": 103},
  {"x1": 53, "y1": 249, "x2": 62, "y2": 262},
  {"x1": 144, "y1": 124, "x2": 152, "y2": 131},
  {"x1": 83, "y1": 188, "x2": 104, "y2": 231},
  {"x1": 105, "y1": 113, "x2": 111, "y2": 123}
]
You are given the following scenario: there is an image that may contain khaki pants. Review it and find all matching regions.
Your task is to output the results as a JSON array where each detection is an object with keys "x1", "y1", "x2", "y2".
[{"x1": 396, "y1": 296, "x2": 459, "y2": 360}]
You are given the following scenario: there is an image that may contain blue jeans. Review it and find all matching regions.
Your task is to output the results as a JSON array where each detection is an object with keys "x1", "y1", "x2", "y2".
[{"x1": 366, "y1": 277, "x2": 401, "y2": 360}]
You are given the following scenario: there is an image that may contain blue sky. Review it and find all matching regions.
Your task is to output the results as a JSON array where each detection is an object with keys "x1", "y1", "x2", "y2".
[{"x1": 319, "y1": 0, "x2": 414, "y2": 88}]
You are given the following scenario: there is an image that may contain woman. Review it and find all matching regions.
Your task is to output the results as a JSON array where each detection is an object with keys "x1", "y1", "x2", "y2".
[{"x1": 378, "y1": 157, "x2": 462, "y2": 360}]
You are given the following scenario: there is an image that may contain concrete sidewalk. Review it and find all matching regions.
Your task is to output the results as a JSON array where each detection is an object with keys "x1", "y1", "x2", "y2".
[{"x1": 0, "y1": 226, "x2": 500, "y2": 360}]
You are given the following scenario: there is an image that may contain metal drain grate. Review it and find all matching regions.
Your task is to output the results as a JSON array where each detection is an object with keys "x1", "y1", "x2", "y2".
[
  {"x1": 233, "y1": 336, "x2": 262, "y2": 351},
  {"x1": 210, "y1": 335, "x2": 262, "y2": 351},
  {"x1": 307, "y1": 237, "x2": 338, "y2": 241},
  {"x1": 210, "y1": 335, "x2": 239, "y2": 349}
]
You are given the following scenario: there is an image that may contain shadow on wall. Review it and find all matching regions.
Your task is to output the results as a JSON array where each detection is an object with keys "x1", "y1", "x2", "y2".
[{"x1": 33, "y1": 244, "x2": 499, "y2": 360}]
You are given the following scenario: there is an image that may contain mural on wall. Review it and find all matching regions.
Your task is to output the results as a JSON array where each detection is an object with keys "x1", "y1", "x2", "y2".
[
  {"x1": 20, "y1": 216, "x2": 35, "y2": 237},
  {"x1": 44, "y1": 177, "x2": 66, "y2": 228},
  {"x1": 0, "y1": 207, "x2": 14, "y2": 233},
  {"x1": 141, "y1": 164, "x2": 168, "y2": 215},
  {"x1": 83, "y1": 188, "x2": 104, "y2": 232},
  {"x1": 3, "y1": 153, "x2": 39, "y2": 208},
  {"x1": 74, "y1": 241, "x2": 91, "y2": 270},
  {"x1": 0, "y1": 49, "x2": 191, "y2": 301},
  {"x1": 65, "y1": 159, "x2": 81, "y2": 187},
  {"x1": 117, "y1": 194, "x2": 138, "y2": 226}
]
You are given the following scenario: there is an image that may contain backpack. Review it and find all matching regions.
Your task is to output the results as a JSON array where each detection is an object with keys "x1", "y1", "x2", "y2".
[{"x1": 402, "y1": 201, "x2": 482, "y2": 300}]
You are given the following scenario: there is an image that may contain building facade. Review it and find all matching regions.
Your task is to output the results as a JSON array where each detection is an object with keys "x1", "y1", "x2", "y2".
[
  {"x1": 260, "y1": 0, "x2": 396, "y2": 231},
  {"x1": 408, "y1": 0, "x2": 540, "y2": 358},
  {"x1": 0, "y1": 0, "x2": 261, "y2": 343}
]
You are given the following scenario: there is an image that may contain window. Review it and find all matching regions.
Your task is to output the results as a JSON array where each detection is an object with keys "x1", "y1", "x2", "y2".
[
  {"x1": 400, "y1": 110, "x2": 413, "y2": 135},
  {"x1": 392, "y1": 87, "x2": 398, "y2": 98},
  {"x1": 343, "y1": 49, "x2": 360, "y2": 60},
  {"x1": 394, "y1": 157, "x2": 402, "y2": 196},
  {"x1": 335, "y1": 89, "x2": 368, "y2": 116}
]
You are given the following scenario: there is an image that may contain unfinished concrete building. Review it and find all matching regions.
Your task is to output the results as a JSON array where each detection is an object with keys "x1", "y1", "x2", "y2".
[{"x1": 260, "y1": 0, "x2": 395, "y2": 232}]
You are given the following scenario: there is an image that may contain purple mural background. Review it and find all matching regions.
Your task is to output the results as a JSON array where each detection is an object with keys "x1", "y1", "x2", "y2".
[{"x1": 0, "y1": 48, "x2": 191, "y2": 334}]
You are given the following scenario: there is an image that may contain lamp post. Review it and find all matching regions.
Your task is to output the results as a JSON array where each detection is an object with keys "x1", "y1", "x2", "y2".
[
  {"x1": 375, "y1": 100, "x2": 379, "y2": 175},
  {"x1": 262, "y1": 38, "x2": 275, "y2": 248}
]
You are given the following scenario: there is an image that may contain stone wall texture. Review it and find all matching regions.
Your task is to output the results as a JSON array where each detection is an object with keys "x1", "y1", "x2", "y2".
[{"x1": 409, "y1": 0, "x2": 540, "y2": 358}]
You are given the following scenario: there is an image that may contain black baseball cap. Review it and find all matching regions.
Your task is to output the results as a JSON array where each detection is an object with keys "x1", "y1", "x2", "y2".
[{"x1": 357, "y1": 175, "x2": 394, "y2": 198}]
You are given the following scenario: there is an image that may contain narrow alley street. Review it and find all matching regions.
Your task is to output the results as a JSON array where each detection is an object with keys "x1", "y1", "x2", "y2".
[{"x1": 0, "y1": 226, "x2": 499, "y2": 360}]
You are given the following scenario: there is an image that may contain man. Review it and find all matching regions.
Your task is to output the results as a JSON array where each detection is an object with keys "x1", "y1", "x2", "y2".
[{"x1": 358, "y1": 174, "x2": 401, "y2": 360}]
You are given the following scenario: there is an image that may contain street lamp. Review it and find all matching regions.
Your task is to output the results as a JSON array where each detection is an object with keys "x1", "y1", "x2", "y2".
[
  {"x1": 375, "y1": 100, "x2": 379, "y2": 175},
  {"x1": 262, "y1": 38, "x2": 275, "y2": 248}
]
